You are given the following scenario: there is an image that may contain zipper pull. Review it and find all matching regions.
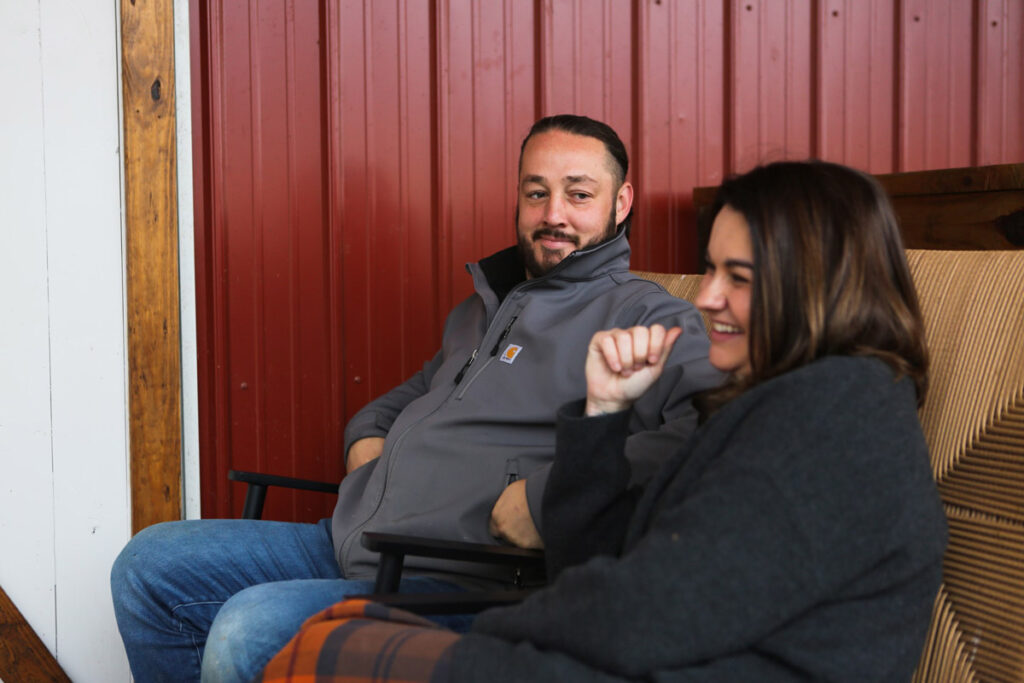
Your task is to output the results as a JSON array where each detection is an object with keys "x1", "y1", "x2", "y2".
[
  {"x1": 490, "y1": 316, "x2": 519, "y2": 356},
  {"x1": 504, "y1": 458, "x2": 519, "y2": 487},
  {"x1": 453, "y1": 348, "x2": 478, "y2": 384}
]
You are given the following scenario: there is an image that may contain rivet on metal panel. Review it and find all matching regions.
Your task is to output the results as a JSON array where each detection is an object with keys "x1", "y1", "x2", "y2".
[
  {"x1": 354, "y1": 376, "x2": 363, "y2": 384},
  {"x1": 240, "y1": 382, "x2": 248, "y2": 390}
]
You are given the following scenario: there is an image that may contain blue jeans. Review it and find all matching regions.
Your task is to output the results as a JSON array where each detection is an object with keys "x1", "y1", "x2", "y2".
[{"x1": 110, "y1": 519, "x2": 471, "y2": 683}]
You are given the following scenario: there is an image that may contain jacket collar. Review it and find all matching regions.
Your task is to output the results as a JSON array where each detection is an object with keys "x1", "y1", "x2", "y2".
[{"x1": 470, "y1": 226, "x2": 633, "y2": 301}]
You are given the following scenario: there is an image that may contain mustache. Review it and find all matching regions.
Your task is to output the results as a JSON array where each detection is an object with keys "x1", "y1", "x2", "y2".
[{"x1": 531, "y1": 228, "x2": 579, "y2": 246}]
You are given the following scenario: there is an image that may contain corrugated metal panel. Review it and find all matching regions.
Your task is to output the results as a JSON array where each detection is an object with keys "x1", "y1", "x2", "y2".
[
  {"x1": 194, "y1": 0, "x2": 339, "y2": 520},
  {"x1": 899, "y1": 0, "x2": 976, "y2": 170},
  {"x1": 436, "y1": 0, "x2": 537, "y2": 310},
  {"x1": 192, "y1": 0, "x2": 1024, "y2": 522},
  {"x1": 636, "y1": 0, "x2": 726, "y2": 272},
  {"x1": 539, "y1": 0, "x2": 634, "y2": 142},
  {"x1": 328, "y1": 0, "x2": 439, "y2": 422},
  {"x1": 817, "y1": 0, "x2": 897, "y2": 172},
  {"x1": 730, "y1": 0, "x2": 814, "y2": 169},
  {"x1": 977, "y1": 0, "x2": 1024, "y2": 165}
]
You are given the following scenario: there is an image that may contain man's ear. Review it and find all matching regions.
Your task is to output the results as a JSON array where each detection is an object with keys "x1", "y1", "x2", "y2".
[{"x1": 615, "y1": 181, "x2": 634, "y2": 226}]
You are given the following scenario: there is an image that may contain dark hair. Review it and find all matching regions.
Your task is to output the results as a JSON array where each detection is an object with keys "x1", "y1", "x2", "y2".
[
  {"x1": 699, "y1": 160, "x2": 928, "y2": 414},
  {"x1": 519, "y1": 114, "x2": 632, "y2": 235}
]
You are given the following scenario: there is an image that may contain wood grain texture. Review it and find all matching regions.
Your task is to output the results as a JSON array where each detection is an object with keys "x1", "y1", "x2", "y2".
[
  {"x1": 0, "y1": 586, "x2": 71, "y2": 683},
  {"x1": 693, "y1": 163, "x2": 1024, "y2": 253},
  {"x1": 122, "y1": 0, "x2": 182, "y2": 532}
]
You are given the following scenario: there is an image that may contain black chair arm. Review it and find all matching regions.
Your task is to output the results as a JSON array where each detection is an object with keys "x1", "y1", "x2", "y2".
[
  {"x1": 352, "y1": 531, "x2": 545, "y2": 614},
  {"x1": 228, "y1": 469, "x2": 338, "y2": 519},
  {"x1": 360, "y1": 531, "x2": 545, "y2": 592}
]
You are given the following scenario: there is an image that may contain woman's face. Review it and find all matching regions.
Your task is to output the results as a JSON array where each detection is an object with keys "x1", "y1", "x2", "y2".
[{"x1": 696, "y1": 205, "x2": 754, "y2": 377}]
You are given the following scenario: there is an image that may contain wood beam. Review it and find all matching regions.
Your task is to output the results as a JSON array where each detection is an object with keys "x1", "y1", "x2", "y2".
[
  {"x1": 121, "y1": 0, "x2": 183, "y2": 533},
  {"x1": 0, "y1": 586, "x2": 71, "y2": 682}
]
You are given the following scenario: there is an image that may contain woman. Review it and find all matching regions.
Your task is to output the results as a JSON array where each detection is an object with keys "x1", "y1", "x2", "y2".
[{"x1": 259, "y1": 160, "x2": 947, "y2": 682}]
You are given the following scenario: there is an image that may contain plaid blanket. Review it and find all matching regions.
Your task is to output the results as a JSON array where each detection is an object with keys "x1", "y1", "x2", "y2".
[{"x1": 257, "y1": 599, "x2": 460, "y2": 683}]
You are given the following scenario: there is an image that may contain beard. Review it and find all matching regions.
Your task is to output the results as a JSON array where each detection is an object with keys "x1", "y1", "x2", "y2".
[{"x1": 516, "y1": 205, "x2": 619, "y2": 279}]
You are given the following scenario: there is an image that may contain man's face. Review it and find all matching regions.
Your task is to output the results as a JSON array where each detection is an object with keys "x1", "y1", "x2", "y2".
[{"x1": 516, "y1": 130, "x2": 633, "y2": 279}]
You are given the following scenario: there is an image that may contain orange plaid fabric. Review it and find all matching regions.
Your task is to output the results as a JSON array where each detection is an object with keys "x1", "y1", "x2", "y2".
[{"x1": 257, "y1": 599, "x2": 460, "y2": 683}]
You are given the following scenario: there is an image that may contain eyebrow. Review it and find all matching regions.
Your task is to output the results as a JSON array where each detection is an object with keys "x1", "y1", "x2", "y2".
[
  {"x1": 704, "y1": 253, "x2": 755, "y2": 270},
  {"x1": 521, "y1": 174, "x2": 599, "y2": 185},
  {"x1": 725, "y1": 259, "x2": 755, "y2": 270}
]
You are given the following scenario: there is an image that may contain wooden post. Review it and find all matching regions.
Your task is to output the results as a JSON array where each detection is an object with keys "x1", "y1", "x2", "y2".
[{"x1": 121, "y1": 0, "x2": 183, "y2": 533}]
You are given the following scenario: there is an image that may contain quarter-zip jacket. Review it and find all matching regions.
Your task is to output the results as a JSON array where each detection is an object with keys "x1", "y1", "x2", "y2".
[{"x1": 332, "y1": 229, "x2": 722, "y2": 586}]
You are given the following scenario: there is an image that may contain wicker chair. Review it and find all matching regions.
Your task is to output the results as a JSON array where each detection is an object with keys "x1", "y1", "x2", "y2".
[
  {"x1": 642, "y1": 249, "x2": 1024, "y2": 681},
  {"x1": 904, "y1": 249, "x2": 1024, "y2": 682}
]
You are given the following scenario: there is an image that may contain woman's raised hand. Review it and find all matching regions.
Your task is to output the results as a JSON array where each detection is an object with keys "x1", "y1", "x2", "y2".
[{"x1": 584, "y1": 324, "x2": 682, "y2": 416}]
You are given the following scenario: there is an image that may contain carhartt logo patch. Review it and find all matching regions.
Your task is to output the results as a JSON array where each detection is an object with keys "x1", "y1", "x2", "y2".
[{"x1": 499, "y1": 344, "x2": 523, "y2": 364}]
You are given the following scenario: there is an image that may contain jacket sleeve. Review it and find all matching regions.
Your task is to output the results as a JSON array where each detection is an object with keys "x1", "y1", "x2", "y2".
[
  {"x1": 539, "y1": 400, "x2": 640, "y2": 579},
  {"x1": 467, "y1": 362, "x2": 944, "y2": 678},
  {"x1": 523, "y1": 287, "x2": 722, "y2": 533},
  {"x1": 622, "y1": 290, "x2": 721, "y2": 483},
  {"x1": 613, "y1": 287, "x2": 719, "y2": 409},
  {"x1": 342, "y1": 293, "x2": 487, "y2": 463},
  {"x1": 342, "y1": 349, "x2": 444, "y2": 459}
]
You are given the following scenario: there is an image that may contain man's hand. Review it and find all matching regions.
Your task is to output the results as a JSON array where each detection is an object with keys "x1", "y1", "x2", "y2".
[
  {"x1": 489, "y1": 479, "x2": 544, "y2": 549},
  {"x1": 584, "y1": 324, "x2": 683, "y2": 416},
  {"x1": 346, "y1": 437, "x2": 385, "y2": 471}
]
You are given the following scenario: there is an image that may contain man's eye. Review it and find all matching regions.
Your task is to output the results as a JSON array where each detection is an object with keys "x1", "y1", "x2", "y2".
[
  {"x1": 526, "y1": 190, "x2": 546, "y2": 199},
  {"x1": 571, "y1": 192, "x2": 590, "y2": 200}
]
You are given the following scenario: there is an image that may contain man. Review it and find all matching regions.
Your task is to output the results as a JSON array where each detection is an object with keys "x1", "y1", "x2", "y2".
[{"x1": 111, "y1": 114, "x2": 721, "y2": 683}]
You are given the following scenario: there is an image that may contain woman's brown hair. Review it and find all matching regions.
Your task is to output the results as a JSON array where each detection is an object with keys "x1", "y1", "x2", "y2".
[{"x1": 698, "y1": 160, "x2": 928, "y2": 416}]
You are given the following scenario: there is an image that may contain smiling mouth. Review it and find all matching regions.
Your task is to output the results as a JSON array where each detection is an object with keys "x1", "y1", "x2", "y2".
[
  {"x1": 711, "y1": 321, "x2": 742, "y2": 334},
  {"x1": 533, "y1": 229, "x2": 579, "y2": 248}
]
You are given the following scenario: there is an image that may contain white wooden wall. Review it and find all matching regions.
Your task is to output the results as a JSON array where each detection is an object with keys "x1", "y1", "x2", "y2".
[
  {"x1": 1, "y1": 2, "x2": 130, "y2": 680},
  {"x1": 2, "y1": 1, "x2": 196, "y2": 679}
]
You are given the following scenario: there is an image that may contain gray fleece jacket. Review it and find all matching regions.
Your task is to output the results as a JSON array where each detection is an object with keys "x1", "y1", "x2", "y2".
[{"x1": 331, "y1": 229, "x2": 722, "y2": 585}]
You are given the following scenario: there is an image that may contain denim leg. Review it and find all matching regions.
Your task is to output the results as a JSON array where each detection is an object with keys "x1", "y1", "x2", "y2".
[
  {"x1": 200, "y1": 574, "x2": 472, "y2": 683},
  {"x1": 111, "y1": 518, "x2": 339, "y2": 683}
]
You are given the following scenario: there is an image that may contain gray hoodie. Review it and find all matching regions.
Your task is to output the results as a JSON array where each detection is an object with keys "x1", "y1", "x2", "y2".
[{"x1": 332, "y1": 228, "x2": 722, "y2": 585}]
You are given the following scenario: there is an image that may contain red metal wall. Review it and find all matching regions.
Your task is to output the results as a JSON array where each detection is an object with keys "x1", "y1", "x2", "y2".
[{"x1": 191, "y1": 0, "x2": 1024, "y2": 521}]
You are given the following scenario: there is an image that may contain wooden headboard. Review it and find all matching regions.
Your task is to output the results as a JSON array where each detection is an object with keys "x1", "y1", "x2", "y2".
[{"x1": 692, "y1": 163, "x2": 1024, "y2": 258}]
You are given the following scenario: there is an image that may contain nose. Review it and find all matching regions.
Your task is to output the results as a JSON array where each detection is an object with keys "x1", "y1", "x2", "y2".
[
  {"x1": 695, "y1": 274, "x2": 725, "y2": 313},
  {"x1": 543, "y1": 194, "x2": 566, "y2": 226}
]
